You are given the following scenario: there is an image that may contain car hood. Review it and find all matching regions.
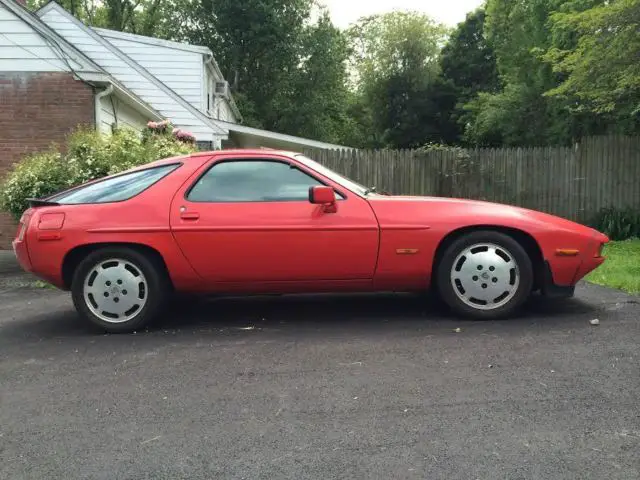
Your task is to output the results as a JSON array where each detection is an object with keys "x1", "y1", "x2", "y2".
[{"x1": 367, "y1": 194, "x2": 607, "y2": 240}]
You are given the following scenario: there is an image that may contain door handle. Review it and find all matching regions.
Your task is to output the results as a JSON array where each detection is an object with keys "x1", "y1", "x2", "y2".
[{"x1": 180, "y1": 212, "x2": 200, "y2": 221}]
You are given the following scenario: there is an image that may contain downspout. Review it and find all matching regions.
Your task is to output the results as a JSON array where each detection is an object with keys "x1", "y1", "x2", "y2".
[
  {"x1": 204, "y1": 52, "x2": 223, "y2": 83},
  {"x1": 94, "y1": 84, "x2": 114, "y2": 132},
  {"x1": 204, "y1": 53, "x2": 227, "y2": 149},
  {"x1": 204, "y1": 53, "x2": 216, "y2": 119},
  {"x1": 204, "y1": 53, "x2": 243, "y2": 124}
]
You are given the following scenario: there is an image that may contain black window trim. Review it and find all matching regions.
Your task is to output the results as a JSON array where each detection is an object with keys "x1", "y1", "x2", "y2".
[
  {"x1": 184, "y1": 157, "x2": 349, "y2": 204},
  {"x1": 47, "y1": 162, "x2": 183, "y2": 205}
]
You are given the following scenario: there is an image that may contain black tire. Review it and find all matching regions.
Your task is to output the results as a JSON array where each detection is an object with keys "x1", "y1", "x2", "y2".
[
  {"x1": 436, "y1": 230, "x2": 534, "y2": 319},
  {"x1": 71, "y1": 246, "x2": 170, "y2": 333}
]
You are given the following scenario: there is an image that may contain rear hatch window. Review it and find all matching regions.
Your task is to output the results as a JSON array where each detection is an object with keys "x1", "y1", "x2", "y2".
[{"x1": 48, "y1": 163, "x2": 180, "y2": 205}]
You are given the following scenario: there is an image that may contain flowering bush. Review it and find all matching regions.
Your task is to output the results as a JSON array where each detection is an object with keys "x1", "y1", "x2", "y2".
[
  {"x1": 144, "y1": 119, "x2": 196, "y2": 145},
  {"x1": 0, "y1": 124, "x2": 196, "y2": 220},
  {"x1": 146, "y1": 119, "x2": 171, "y2": 133},
  {"x1": 173, "y1": 128, "x2": 196, "y2": 144}
]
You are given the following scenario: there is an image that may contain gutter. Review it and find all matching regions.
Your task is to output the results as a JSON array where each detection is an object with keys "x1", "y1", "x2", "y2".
[
  {"x1": 204, "y1": 52, "x2": 224, "y2": 83},
  {"x1": 94, "y1": 84, "x2": 114, "y2": 129},
  {"x1": 216, "y1": 119, "x2": 354, "y2": 151}
]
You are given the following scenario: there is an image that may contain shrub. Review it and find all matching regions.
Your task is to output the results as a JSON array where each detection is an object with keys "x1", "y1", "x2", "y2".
[
  {"x1": 0, "y1": 122, "x2": 196, "y2": 220},
  {"x1": 589, "y1": 207, "x2": 640, "y2": 241}
]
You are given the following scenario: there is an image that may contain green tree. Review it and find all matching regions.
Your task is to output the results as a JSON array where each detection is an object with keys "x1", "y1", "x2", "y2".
[
  {"x1": 169, "y1": 0, "x2": 313, "y2": 131},
  {"x1": 270, "y1": 12, "x2": 357, "y2": 145},
  {"x1": 27, "y1": 0, "x2": 169, "y2": 36},
  {"x1": 342, "y1": 92, "x2": 380, "y2": 148},
  {"x1": 544, "y1": 0, "x2": 640, "y2": 133},
  {"x1": 441, "y1": 10, "x2": 499, "y2": 100},
  {"x1": 348, "y1": 11, "x2": 449, "y2": 148},
  {"x1": 462, "y1": 0, "x2": 617, "y2": 146},
  {"x1": 462, "y1": 0, "x2": 565, "y2": 146},
  {"x1": 438, "y1": 9, "x2": 500, "y2": 144},
  {"x1": 164, "y1": 0, "x2": 359, "y2": 144}
]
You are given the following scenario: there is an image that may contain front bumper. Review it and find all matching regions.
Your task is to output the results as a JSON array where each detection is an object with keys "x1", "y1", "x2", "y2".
[{"x1": 541, "y1": 261, "x2": 576, "y2": 298}]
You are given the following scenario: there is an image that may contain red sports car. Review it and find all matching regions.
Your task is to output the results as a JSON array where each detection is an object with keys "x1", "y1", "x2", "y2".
[{"x1": 13, "y1": 149, "x2": 608, "y2": 332}]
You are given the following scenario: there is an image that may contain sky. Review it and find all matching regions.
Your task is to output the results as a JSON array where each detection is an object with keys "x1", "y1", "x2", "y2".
[{"x1": 323, "y1": 0, "x2": 485, "y2": 28}]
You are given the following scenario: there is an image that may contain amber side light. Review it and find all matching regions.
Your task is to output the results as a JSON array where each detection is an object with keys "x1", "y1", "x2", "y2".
[{"x1": 555, "y1": 249, "x2": 580, "y2": 257}]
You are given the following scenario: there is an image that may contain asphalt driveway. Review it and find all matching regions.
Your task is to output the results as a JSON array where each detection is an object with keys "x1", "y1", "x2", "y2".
[{"x1": 0, "y1": 279, "x2": 638, "y2": 480}]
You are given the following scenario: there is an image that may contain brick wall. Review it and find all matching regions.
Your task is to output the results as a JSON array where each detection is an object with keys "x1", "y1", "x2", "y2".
[{"x1": 0, "y1": 72, "x2": 94, "y2": 249}]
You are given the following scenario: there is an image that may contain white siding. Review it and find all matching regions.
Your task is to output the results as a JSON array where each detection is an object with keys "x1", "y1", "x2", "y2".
[
  {"x1": 203, "y1": 68, "x2": 237, "y2": 123},
  {"x1": 0, "y1": 4, "x2": 66, "y2": 71},
  {"x1": 98, "y1": 36, "x2": 204, "y2": 109},
  {"x1": 99, "y1": 94, "x2": 149, "y2": 134},
  {"x1": 38, "y1": 6, "x2": 219, "y2": 142},
  {"x1": 213, "y1": 97, "x2": 236, "y2": 122}
]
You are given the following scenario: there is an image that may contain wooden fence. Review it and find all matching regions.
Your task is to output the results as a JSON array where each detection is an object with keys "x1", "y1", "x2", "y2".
[{"x1": 304, "y1": 135, "x2": 640, "y2": 222}]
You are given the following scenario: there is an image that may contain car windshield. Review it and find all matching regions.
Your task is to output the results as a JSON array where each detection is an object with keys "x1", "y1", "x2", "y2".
[
  {"x1": 48, "y1": 164, "x2": 180, "y2": 204},
  {"x1": 295, "y1": 154, "x2": 368, "y2": 196}
]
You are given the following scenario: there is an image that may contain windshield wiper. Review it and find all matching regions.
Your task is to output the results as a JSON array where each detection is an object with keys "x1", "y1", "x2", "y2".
[{"x1": 363, "y1": 186, "x2": 377, "y2": 196}]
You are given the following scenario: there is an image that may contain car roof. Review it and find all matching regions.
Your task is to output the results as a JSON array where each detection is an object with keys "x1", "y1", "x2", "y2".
[
  {"x1": 144, "y1": 149, "x2": 302, "y2": 169},
  {"x1": 190, "y1": 149, "x2": 300, "y2": 158}
]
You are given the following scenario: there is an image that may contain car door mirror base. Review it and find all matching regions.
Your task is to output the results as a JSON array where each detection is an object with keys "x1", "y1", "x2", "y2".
[{"x1": 308, "y1": 186, "x2": 337, "y2": 213}]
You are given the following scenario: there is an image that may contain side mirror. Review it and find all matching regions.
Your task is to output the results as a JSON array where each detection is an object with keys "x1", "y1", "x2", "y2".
[{"x1": 308, "y1": 186, "x2": 337, "y2": 213}]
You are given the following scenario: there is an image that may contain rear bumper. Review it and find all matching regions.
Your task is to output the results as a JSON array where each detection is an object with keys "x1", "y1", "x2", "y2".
[
  {"x1": 13, "y1": 237, "x2": 65, "y2": 288},
  {"x1": 12, "y1": 238, "x2": 32, "y2": 272}
]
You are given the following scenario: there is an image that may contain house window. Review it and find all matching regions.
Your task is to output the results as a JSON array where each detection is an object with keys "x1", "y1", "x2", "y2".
[{"x1": 196, "y1": 141, "x2": 213, "y2": 151}]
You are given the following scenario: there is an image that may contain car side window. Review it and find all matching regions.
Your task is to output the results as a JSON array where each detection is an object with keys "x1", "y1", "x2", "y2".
[{"x1": 187, "y1": 160, "x2": 340, "y2": 202}]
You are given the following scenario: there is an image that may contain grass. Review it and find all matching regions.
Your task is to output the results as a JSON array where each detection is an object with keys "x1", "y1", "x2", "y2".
[{"x1": 586, "y1": 240, "x2": 640, "y2": 294}]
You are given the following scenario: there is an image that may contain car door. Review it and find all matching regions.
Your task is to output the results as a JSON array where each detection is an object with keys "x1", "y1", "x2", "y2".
[{"x1": 169, "y1": 154, "x2": 379, "y2": 283}]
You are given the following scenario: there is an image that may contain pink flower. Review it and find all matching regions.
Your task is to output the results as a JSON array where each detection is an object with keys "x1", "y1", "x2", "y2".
[
  {"x1": 148, "y1": 119, "x2": 171, "y2": 131},
  {"x1": 174, "y1": 129, "x2": 195, "y2": 142}
]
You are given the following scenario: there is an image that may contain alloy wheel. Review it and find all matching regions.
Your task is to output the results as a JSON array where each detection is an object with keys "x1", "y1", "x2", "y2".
[
  {"x1": 450, "y1": 243, "x2": 520, "y2": 310},
  {"x1": 83, "y1": 258, "x2": 148, "y2": 323}
]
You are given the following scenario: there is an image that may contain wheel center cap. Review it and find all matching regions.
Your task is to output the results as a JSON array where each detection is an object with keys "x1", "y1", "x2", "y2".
[
  {"x1": 481, "y1": 272, "x2": 490, "y2": 280},
  {"x1": 110, "y1": 286, "x2": 120, "y2": 295}
]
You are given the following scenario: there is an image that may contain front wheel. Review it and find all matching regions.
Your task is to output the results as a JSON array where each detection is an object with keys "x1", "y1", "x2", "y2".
[
  {"x1": 71, "y1": 247, "x2": 169, "y2": 333},
  {"x1": 436, "y1": 231, "x2": 534, "y2": 319}
]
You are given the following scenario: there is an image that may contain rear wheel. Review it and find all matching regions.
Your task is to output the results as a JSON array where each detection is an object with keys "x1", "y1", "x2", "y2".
[
  {"x1": 71, "y1": 247, "x2": 169, "y2": 333},
  {"x1": 436, "y1": 231, "x2": 534, "y2": 319}
]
